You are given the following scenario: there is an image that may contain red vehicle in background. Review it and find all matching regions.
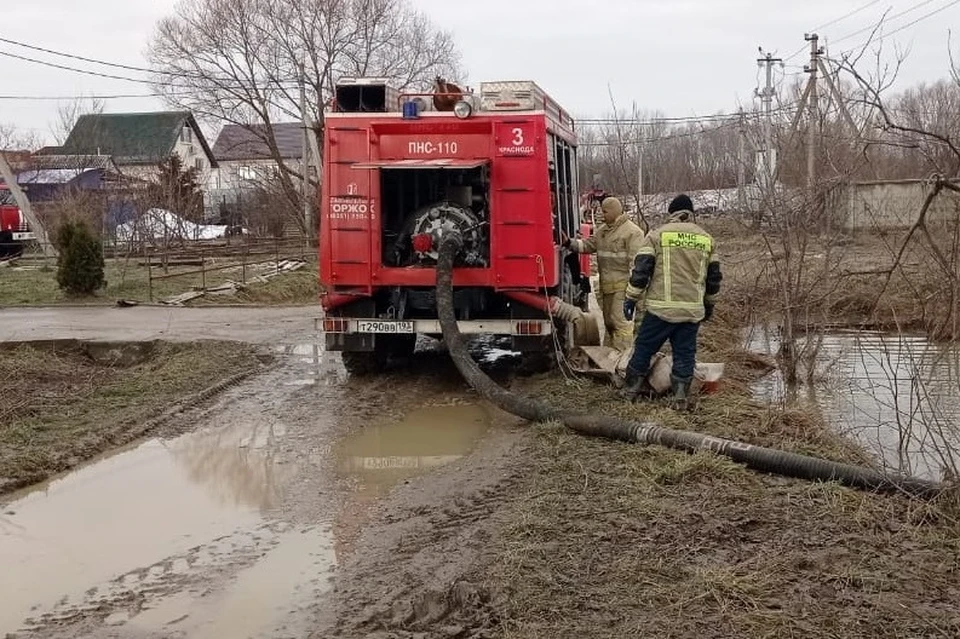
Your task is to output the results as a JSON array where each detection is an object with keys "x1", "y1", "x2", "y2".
[
  {"x1": 0, "y1": 182, "x2": 34, "y2": 257},
  {"x1": 318, "y1": 78, "x2": 593, "y2": 374}
]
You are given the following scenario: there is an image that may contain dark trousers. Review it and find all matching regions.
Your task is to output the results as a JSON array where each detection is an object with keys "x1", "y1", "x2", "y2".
[{"x1": 625, "y1": 313, "x2": 700, "y2": 382}]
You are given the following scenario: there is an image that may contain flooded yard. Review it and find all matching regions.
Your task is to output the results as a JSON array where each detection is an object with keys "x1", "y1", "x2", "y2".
[{"x1": 747, "y1": 325, "x2": 960, "y2": 481}]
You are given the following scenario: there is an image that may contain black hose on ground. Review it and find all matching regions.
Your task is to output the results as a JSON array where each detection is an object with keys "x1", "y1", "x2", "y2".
[{"x1": 435, "y1": 231, "x2": 944, "y2": 499}]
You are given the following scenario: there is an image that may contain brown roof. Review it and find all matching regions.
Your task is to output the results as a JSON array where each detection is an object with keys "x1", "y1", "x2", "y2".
[{"x1": 212, "y1": 123, "x2": 303, "y2": 162}]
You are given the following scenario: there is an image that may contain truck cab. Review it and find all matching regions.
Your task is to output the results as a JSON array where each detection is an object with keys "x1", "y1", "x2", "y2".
[{"x1": 0, "y1": 183, "x2": 34, "y2": 258}]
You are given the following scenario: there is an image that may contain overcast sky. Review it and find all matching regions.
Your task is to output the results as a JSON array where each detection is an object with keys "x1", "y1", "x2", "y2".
[{"x1": 2, "y1": 0, "x2": 959, "y2": 144}]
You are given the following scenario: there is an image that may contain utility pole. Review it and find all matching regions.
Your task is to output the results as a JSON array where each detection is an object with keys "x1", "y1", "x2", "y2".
[
  {"x1": 804, "y1": 33, "x2": 823, "y2": 199},
  {"x1": 755, "y1": 49, "x2": 782, "y2": 190},
  {"x1": 636, "y1": 125, "x2": 644, "y2": 204},
  {"x1": 300, "y1": 71, "x2": 312, "y2": 238},
  {"x1": 737, "y1": 108, "x2": 747, "y2": 214},
  {"x1": 0, "y1": 152, "x2": 56, "y2": 257}
]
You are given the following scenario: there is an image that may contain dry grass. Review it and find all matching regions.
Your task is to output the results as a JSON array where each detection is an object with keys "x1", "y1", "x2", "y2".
[
  {"x1": 707, "y1": 221, "x2": 947, "y2": 334},
  {"x1": 0, "y1": 340, "x2": 265, "y2": 493},
  {"x1": 0, "y1": 257, "x2": 318, "y2": 307},
  {"x1": 484, "y1": 425, "x2": 960, "y2": 638},
  {"x1": 461, "y1": 261, "x2": 960, "y2": 638},
  {"x1": 234, "y1": 268, "x2": 319, "y2": 305}
]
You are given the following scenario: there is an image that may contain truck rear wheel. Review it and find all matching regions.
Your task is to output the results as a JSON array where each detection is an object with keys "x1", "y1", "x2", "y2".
[
  {"x1": 340, "y1": 334, "x2": 416, "y2": 376},
  {"x1": 341, "y1": 350, "x2": 386, "y2": 377}
]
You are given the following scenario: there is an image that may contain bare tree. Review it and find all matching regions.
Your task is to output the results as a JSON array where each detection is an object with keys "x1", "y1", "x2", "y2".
[
  {"x1": 0, "y1": 123, "x2": 41, "y2": 151},
  {"x1": 50, "y1": 96, "x2": 105, "y2": 146},
  {"x1": 146, "y1": 0, "x2": 462, "y2": 235}
]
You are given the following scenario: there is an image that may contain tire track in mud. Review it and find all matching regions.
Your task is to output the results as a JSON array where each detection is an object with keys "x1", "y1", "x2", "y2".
[
  {"x1": 316, "y1": 425, "x2": 529, "y2": 639},
  {"x1": 6, "y1": 343, "x2": 348, "y2": 638},
  {"x1": 8, "y1": 333, "x2": 529, "y2": 639}
]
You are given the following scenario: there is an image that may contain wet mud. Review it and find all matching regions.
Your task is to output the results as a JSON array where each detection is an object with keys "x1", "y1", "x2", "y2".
[{"x1": 3, "y1": 312, "x2": 526, "y2": 638}]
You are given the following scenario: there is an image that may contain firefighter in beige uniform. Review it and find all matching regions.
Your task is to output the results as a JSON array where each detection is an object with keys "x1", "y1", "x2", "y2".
[{"x1": 561, "y1": 196, "x2": 645, "y2": 351}]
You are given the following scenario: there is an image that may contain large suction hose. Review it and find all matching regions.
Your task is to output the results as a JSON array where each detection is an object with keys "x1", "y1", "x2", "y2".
[{"x1": 435, "y1": 232, "x2": 944, "y2": 499}]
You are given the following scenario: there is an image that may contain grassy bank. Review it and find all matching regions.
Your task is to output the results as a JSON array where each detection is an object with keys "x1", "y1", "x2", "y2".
[
  {"x1": 0, "y1": 340, "x2": 265, "y2": 493},
  {"x1": 447, "y1": 212, "x2": 960, "y2": 639},
  {"x1": 0, "y1": 257, "x2": 318, "y2": 306},
  {"x1": 477, "y1": 316, "x2": 960, "y2": 637}
]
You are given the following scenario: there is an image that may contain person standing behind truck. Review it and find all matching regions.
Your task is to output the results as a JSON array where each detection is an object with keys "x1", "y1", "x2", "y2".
[
  {"x1": 561, "y1": 196, "x2": 645, "y2": 352},
  {"x1": 619, "y1": 194, "x2": 722, "y2": 410}
]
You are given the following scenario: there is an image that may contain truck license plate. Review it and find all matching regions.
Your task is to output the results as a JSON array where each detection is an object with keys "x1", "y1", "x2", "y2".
[{"x1": 355, "y1": 320, "x2": 415, "y2": 334}]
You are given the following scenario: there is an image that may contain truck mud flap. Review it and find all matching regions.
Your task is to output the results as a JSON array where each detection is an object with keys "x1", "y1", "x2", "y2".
[{"x1": 325, "y1": 331, "x2": 375, "y2": 352}]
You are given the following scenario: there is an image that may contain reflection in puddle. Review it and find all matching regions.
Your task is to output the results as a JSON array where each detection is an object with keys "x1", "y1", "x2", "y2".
[
  {"x1": 277, "y1": 342, "x2": 346, "y2": 387},
  {"x1": 337, "y1": 400, "x2": 492, "y2": 492},
  {"x1": 128, "y1": 527, "x2": 336, "y2": 638},
  {"x1": 0, "y1": 417, "x2": 293, "y2": 634}
]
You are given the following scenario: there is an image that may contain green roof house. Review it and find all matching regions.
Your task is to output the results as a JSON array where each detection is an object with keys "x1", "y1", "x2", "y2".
[{"x1": 53, "y1": 111, "x2": 217, "y2": 183}]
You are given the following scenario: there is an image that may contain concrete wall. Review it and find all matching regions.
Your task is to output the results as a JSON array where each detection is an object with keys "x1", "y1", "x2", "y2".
[{"x1": 829, "y1": 180, "x2": 960, "y2": 231}]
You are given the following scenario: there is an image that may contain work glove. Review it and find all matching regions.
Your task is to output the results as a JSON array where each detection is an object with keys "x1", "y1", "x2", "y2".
[
  {"x1": 703, "y1": 302, "x2": 714, "y2": 322},
  {"x1": 623, "y1": 298, "x2": 636, "y2": 321}
]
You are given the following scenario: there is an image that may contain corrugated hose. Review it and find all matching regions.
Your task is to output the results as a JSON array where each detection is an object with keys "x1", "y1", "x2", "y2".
[{"x1": 434, "y1": 230, "x2": 944, "y2": 499}]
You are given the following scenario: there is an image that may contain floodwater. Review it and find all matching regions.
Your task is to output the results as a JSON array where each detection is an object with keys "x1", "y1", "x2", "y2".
[
  {"x1": 336, "y1": 399, "x2": 493, "y2": 494},
  {"x1": 747, "y1": 325, "x2": 960, "y2": 481},
  {"x1": 121, "y1": 526, "x2": 336, "y2": 638},
  {"x1": 277, "y1": 342, "x2": 346, "y2": 387},
  {"x1": 0, "y1": 414, "x2": 299, "y2": 635},
  {"x1": 1, "y1": 331, "x2": 502, "y2": 637}
]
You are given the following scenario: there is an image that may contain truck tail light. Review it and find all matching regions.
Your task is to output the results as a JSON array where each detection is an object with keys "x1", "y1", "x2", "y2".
[
  {"x1": 323, "y1": 318, "x2": 349, "y2": 333},
  {"x1": 515, "y1": 320, "x2": 544, "y2": 335}
]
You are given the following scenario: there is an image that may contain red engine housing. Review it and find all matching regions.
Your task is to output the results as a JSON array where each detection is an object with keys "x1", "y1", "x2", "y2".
[{"x1": 319, "y1": 106, "x2": 580, "y2": 308}]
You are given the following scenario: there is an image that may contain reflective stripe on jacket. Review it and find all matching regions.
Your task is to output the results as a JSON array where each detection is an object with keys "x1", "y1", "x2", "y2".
[
  {"x1": 570, "y1": 214, "x2": 645, "y2": 294},
  {"x1": 625, "y1": 217, "x2": 718, "y2": 323}
]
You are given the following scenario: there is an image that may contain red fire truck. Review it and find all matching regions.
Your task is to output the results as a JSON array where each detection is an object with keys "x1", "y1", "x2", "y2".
[
  {"x1": 319, "y1": 78, "x2": 593, "y2": 374},
  {"x1": 0, "y1": 181, "x2": 34, "y2": 258}
]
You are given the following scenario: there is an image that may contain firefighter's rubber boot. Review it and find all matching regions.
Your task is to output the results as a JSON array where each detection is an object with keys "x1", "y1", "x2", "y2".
[
  {"x1": 620, "y1": 370, "x2": 654, "y2": 402},
  {"x1": 670, "y1": 375, "x2": 693, "y2": 412}
]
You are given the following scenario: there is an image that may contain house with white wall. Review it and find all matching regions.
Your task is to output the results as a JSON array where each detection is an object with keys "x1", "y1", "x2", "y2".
[
  {"x1": 50, "y1": 111, "x2": 217, "y2": 186},
  {"x1": 208, "y1": 122, "x2": 304, "y2": 206}
]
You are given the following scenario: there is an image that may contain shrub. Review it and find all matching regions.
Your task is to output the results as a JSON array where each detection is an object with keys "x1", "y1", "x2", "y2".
[{"x1": 55, "y1": 219, "x2": 106, "y2": 296}]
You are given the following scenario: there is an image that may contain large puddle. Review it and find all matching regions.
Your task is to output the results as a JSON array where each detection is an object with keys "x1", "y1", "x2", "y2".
[
  {"x1": 0, "y1": 412, "x2": 297, "y2": 634},
  {"x1": 336, "y1": 399, "x2": 493, "y2": 493},
  {"x1": 121, "y1": 526, "x2": 336, "y2": 638},
  {"x1": 747, "y1": 326, "x2": 960, "y2": 481},
  {"x1": 2, "y1": 337, "x2": 500, "y2": 636}
]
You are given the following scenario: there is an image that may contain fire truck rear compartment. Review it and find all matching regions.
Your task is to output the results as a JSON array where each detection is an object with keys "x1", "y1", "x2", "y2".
[{"x1": 380, "y1": 166, "x2": 489, "y2": 269}]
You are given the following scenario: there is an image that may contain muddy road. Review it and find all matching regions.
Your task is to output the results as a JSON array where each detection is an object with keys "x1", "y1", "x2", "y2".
[
  {"x1": 0, "y1": 306, "x2": 319, "y2": 343},
  {"x1": 1, "y1": 306, "x2": 526, "y2": 638}
]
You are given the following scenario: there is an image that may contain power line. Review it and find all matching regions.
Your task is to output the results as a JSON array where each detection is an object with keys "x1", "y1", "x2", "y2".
[
  {"x1": 0, "y1": 34, "x2": 297, "y2": 89},
  {"x1": 0, "y1": 48, "x2": 161, "y2": 86},
  {"x1": 0, "y1": 35, "x2": 161, "y2": 76},
  {"x1": 832, "y1": 0, "x2": 942, "y2": 46},
  {"x1": 785, "y1": 1, "x2": 887, "y2": 62},
  {"x1": 577, "y1": 102, "x2": 802, "y2": 127},
  {"x1": 812, "y1": 0, "x2": 882, "y2": 31},
  {"x1": 836, "y1": 0, "x2": 960, "y2": 53},
  {"x1": 0, "y1": 46, "x2": 300, "y2": 91},
  {"x1": 0, "y1": 93, "x2": 167, "y2": 101},
  {"x1": 577, "y1": 114, "x2": 740, "y2": 125},
  {"x1": 576, "y1": 119, "x2": 755, "y2": 146}
]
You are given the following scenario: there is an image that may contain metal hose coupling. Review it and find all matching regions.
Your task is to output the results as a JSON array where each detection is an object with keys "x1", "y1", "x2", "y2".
[{"x1": 549, "y1": 298, "x2": 587, "y2": 324}]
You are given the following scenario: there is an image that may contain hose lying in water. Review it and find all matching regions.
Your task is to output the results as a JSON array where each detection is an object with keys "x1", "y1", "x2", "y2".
[{"x1": 435, "y1": 231, "x2": 944, "y2": 499}]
